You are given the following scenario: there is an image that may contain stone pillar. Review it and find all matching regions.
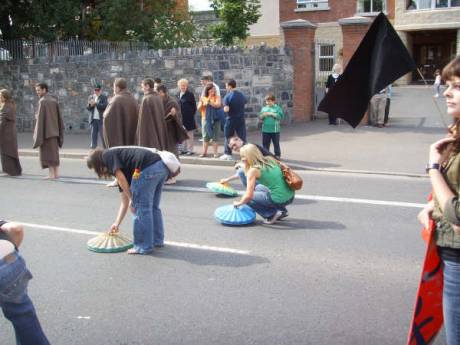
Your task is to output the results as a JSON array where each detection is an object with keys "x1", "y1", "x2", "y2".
[
  {"x1": 397, "y1": 30, "x2": 413, "y2": 85},
  {"x1": 339, "y1": 16, "x2": 372, "y2": 125},
  {"x1": 457, "y1": 28, "x2": 460, "y2": 57},
  {"x1": 281, "y1": 19, "x2": 317, "y2": 122},
  {"x1": 338, "y1": 16, "x2": 372, "y2": 69}
]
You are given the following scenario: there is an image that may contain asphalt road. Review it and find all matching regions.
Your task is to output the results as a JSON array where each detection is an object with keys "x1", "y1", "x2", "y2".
[{"x1": 0, "y1": 157, "x2": 445, "y2": 345}]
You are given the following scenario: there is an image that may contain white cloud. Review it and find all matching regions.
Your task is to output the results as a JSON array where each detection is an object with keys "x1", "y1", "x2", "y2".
[{"x1": 189, "y1": 0, "x2": 212, "y2": 11}]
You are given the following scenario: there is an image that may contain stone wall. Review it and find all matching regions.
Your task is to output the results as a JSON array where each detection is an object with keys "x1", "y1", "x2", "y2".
[{"x1": 0, "y1": 46, "x2": 293, "y2": 133}]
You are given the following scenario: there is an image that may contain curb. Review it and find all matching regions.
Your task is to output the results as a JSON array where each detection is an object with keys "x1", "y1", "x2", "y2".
[{"x1": 19, "y1": 149, "x2": 427, "y2": 179}]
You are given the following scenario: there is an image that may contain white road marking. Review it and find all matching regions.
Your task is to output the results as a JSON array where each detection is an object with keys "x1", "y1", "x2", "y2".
[
  {"x1": 19, "y1": 222, "x2": 251, "y2": 255},
  {"x1": 12, "y1": 175, "x2": 425, "y2": 209}
]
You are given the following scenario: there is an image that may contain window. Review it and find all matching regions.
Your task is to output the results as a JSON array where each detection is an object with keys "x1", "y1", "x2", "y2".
[
  {"x1": 357, "y1": 0, "x2": 387, "y2": 13},
  {"x1": 318, "y1": 44, "x2": 335, "y2": 72},
  {"x1": 407, "y1": 0, "x2": 460, "y2": 9},
  {"x1": 296, "y1": 0, "x2": 329, "y2": 10}
]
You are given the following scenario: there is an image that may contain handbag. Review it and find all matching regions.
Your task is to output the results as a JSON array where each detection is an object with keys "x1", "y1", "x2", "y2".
[{"x1": 278, "y1": 162, "x2": 303, "y2": 190}]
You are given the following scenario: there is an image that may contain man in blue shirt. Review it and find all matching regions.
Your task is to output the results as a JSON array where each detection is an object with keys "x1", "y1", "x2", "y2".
[{"x1": 221, "y1": 79, "x2": 247, "y2": 160}]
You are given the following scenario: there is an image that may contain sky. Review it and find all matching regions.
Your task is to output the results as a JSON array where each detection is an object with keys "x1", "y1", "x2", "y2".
[{"x1": 188, "y1": 0, "x2": 212, "y2": 11}]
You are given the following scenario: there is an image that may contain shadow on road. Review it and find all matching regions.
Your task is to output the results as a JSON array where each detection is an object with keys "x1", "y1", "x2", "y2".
[
  {"x1": 151, "y1": 245, "x2": 270, "y2": 268},
  {"x1": 260, "y1": 218, "x2": 346, "y2": 231}
]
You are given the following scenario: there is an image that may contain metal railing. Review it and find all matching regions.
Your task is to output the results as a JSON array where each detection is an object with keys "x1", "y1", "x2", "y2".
[{"x1": 0, "y1": 39, "x2": 149, "y2": 60}]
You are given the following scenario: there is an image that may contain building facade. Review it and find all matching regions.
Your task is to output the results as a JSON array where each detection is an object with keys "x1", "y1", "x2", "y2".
[
  {"x1": 247, "y1": 0, "x2": 282, "y2": 46},
  {"x1": 394, "y1": 0, "x2": 460, "y2": 83}
]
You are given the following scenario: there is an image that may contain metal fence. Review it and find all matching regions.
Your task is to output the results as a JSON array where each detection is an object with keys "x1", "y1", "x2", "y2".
[{"x1": 0, "y1": 39, "x2": 150, "y2": 60}]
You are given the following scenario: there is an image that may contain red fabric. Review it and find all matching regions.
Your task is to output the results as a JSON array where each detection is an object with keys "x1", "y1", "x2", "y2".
[{"x1": 407, "y1": 219, "x2": 444, "y2": 345}]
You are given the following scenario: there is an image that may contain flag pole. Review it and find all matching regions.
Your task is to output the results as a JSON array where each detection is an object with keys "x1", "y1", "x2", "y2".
[{"x1": 417, "y1": 68, "x2": 448, "y2": 128}]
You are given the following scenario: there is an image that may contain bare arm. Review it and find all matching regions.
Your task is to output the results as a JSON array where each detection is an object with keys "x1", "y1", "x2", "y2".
[
  {"x1": 110, "y1": 170, "x2": 132, "y2": 232},
  {"x1": 234, "y1": 168, "x2": 259, "y2": 207}
]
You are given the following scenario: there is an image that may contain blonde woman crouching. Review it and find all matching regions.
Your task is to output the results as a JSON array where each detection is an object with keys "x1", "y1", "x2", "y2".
[{"x1": 233, "y1": 144, "x2": 294, "y2": 224}]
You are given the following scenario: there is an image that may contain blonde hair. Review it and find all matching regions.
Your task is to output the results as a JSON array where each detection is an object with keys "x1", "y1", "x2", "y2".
[
  {"x1": 239, "y1": 144, "x2": 276, "y2": 172},
  {"x1": 0, "y1": 89, "x2": 15, "y2": 107},
  {"x1": 177, "y1": 78, "x2": 188, "y2": 87},
  {"x1": 332, "y1": 64, "x2": 342, "y2": 74}
]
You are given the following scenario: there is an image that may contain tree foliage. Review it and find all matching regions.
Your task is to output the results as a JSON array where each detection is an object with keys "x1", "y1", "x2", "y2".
[
  {"x1": 0, "y1": 0, "x2": 197, "y2": 48},
  {"x1": 210, "y1": 0, "x2": 261, "y2": 46}
]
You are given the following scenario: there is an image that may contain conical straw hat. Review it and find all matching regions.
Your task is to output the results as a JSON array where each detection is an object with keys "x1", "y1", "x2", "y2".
[
  {"x1": 87, "y1": 232, "x2": 133, "y2": 253},
  {"x1": 206, "y1": 182, "x2": 238, "y2": 197},
  {"x1": 214, "y1": 204, "x2": 256, "y2": 226}
]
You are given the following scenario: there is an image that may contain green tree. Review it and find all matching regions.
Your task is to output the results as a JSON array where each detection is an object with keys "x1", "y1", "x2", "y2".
[
  {"x1": 91, "y1": 0, "x2": 196, "y2": 48},
  {"x1": 210, "y1": 0, "x2": 261, "y2": 46},
  {"x1": 0, "y1": 0, "x2": 88, "y2": 41}
]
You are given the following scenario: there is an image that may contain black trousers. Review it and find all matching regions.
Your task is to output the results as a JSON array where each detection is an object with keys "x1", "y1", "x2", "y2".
[
  {"x1": 262, "y1": 132, "x2": 281, "y2": 158},
  {"x1": 384, "y1": 98, "x2": 391, "y2": 124}
]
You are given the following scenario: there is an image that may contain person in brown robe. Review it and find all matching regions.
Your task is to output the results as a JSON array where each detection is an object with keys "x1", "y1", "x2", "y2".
[
  {"x1": 157, "y1": 84, "x2": 187, "y2": 156},
  {"x1": 136, "y1": 78, "x2": 168, "y2": 150},
  {"x1": 33, "y1": 83, "x2": 64, "y2": 179},
  {"x1": 0, "y1": 89, "x2": 22, "y2": 176},
  {"x1": 103, "y1": 78, "x2": 139, "y2": 148}
]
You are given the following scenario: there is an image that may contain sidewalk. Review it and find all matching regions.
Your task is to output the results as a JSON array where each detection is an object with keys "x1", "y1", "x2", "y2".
[{"x1": 18, "y1": 86, "x2": 449, "y2": 177}]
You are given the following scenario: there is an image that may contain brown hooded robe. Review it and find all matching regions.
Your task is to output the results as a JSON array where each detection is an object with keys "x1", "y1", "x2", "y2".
[
  {"x1": 136, "y1": 91, "x2": 168, "y2": 150},
  {"x1": 164, "y1": 96, "x2": 188, "y2": 155},
  {"x1": 33, "y1": 95, "x2": 64, "y2": 169},
  {"x1": 103, "y1": 90, "x2": 139, "y2": 147},
  {"x1": 0, "y1": 103, "x2": 22, "y2": 176}
]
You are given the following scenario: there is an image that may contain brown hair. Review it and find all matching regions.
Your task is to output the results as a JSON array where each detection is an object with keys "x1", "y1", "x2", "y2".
[
  {"x1": 265, "y1": 93, "x2": 276, "y2": 102},
  {"x1": 204, "y1": 83, "x2": 215, "y2": 97},
  {"x1": 142, "y1": 78, "x2": 155, "y2": 89},
  {"x1": 36, "y1": 83, "x2": 48, "y2": 92},
  {"x1": 114, "y1": 78, "x2": 127, "y2": 90},
  {"x1": 86, "y1": 149, "x2": 111, "y2": 179},
  {"x1": 443, "y1": 56, "x2": 460, "y2": 153},
  {"x1": 0, "y1": 89, "x2": 15, "y2": 107}
]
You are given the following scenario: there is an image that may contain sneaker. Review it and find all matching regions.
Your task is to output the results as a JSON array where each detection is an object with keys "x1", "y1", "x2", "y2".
[
  {"x1": 185, "y1": 151, "x2": 195, "y2": 156},
  {"x1": 164, "y1": 177, "x2": 176, "y2": 185},
  {"x1": 219, "y1": 154, "x2": 233, "y2": 161},
  {"x1": 263, "y1": 211, "x2": 283, "y2": 225},
  {"x1": 279, "y1": 211, "x2": 289, "y2": 220}
]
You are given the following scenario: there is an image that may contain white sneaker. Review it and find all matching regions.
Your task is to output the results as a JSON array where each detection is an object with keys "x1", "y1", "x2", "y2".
[
  {"x1": 434, "y1": 94, "x2": 439, "y2": 98},
  {"x1": 219, "y1": 154, "x2": 233, "y2": 161},
  {"x1": 263, "y1": 211, "x2": 283, "y2": 225}
]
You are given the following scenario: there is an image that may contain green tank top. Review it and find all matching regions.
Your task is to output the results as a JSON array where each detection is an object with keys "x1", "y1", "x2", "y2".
[{"x1": 258, "y1": 164, "x2": 295, "y2": 204}]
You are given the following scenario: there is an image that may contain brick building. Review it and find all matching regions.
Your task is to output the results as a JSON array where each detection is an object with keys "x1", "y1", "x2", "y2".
[
  {"x1": 280, "y1": 0, "x2": 394, "y2": 122},
  {"x1": 394, "y1": 0, "x2": 460, "y2": 83}
]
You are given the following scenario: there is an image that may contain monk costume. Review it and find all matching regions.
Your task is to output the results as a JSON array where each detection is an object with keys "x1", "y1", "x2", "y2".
[
  {"x1": 103, "y1": 90, "x2": 139, "y2": 147},
  {"x1": 163, "y1": 95, "x2": 188, "y2": 156},
  {"x1": 33, "y1": 95, "x2": 64, "y2": 169},
  {"x1": 0, "y1": 103, "x2": 22, "y2": 176},
  {"x1": 136, "y1": 90, "x2": 168, "y2": 150}
]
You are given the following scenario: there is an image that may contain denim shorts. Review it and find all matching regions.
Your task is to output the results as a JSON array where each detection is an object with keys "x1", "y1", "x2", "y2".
[{"x1": 0, "y1": 252, "x2": 33, "y2": 304}]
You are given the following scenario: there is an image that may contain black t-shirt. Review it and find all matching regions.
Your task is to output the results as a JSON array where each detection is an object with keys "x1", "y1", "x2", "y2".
[
  {"x1": 102, "y1": 147, "x2": 162, "y2": 186},
  {"x1": 0, "y1": 219, "x2": 13, "y2": 244}
]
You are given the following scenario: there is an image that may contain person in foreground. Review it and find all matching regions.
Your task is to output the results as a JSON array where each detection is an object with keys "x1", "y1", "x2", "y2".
[
  {"x1": 87, "y1": 147, "x2": 180, "y2": 255},
  {"x1": 418, "y1": 56, "x2": 460, "y2": 345},
  {"x1": 232, "y1": 144, "x2": 293, "y2": 224},
  {"x1": 0, "y1": 220, "x2": 50, "y2": 345}
]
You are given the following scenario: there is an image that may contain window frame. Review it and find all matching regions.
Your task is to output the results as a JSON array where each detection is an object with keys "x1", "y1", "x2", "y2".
[
  {"x1": 356, "y1": 0, "x2": 387, "y2": 15},
  {"x1": 296, "y1": 0, "x2": 330, "y2": 11}
]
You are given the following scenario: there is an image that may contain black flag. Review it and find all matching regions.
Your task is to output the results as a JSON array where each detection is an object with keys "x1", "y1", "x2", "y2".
[{"x1": 318, "y1": 12, "x2": 416, "y2": 128}]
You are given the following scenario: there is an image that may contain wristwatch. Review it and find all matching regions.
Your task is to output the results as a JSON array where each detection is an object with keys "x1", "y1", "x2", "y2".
[{"x1": 426, "y1": 163, "x2": 441, "y2": 173}]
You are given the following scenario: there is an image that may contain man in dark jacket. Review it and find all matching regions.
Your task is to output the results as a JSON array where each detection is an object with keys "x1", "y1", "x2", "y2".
[{"x1": 87, "y1": 84, "x2": 108, "y2": 149}]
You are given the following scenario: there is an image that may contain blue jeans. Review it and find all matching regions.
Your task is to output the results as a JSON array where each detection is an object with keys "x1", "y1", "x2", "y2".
[
  {"x1": 248, "y1": 184, "x2": 291, "y2": 219},
  {"x1": 224, "y1": 117, "x2": 246, "y2": 155},
  {"x1": 443, "y1": 259, "x2": 460, "y2": 345},
  {"x1": 90, "y1": 119, "x2": 105, "y2": 149},
  {"x1": 130, "y1": 161, "x2": 169, "y2": 254},
  {"x1": 0, "y1": 252, "x2": 50, "y2": 345}
]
